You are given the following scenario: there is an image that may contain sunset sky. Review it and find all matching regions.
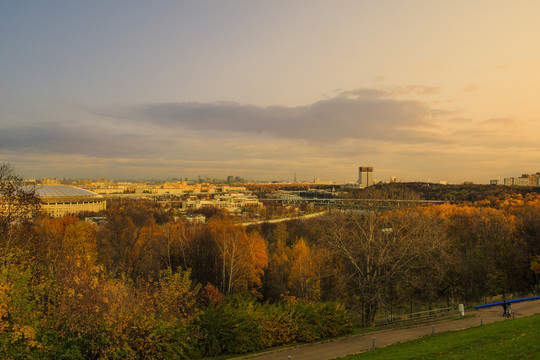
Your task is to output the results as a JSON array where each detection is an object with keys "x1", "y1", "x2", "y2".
[{"x1": 1, "y1": 1, "x2": 539, "y2": 183}]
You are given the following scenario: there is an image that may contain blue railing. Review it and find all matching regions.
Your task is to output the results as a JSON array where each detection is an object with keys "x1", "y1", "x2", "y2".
[{"x1": 474, "y1": 296, "x2": 540, "y2": 309}]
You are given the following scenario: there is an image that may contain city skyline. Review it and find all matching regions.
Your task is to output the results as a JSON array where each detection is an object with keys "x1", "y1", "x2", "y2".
[{"x1": 1, "y1": 1, "x2": 540, "y2": 183}]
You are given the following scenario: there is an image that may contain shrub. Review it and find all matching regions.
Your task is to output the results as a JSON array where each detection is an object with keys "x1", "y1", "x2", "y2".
[{"x1": 197, "y1": 294, "x2": 353, "y2": 357}]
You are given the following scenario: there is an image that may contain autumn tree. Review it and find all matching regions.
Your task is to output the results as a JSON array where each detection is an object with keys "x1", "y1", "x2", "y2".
[
  {"x1": 164, "y1": 221, "x2": 197, "y2": 271},
  {"x1": 0, "y1": 164, "x2": 44, "y2": 356},
  {"x1": 444, "y1": 205, "x2": 530, "y2": 300},
  {"x1": 0, "y1": 164, "x2": 41, "y2": 264},
  {"x1": 208, "y1": 217, "x2": 268, "y2": 294},
  {"x1": 264, "y1": 223, "x2": 291, "y2": 300},
  {"x1": 97, "y1": 200, "x2": 159, "y2": 279},
  {"x1": 288, "y1": 237, "x2": 320, "y2": 301},
  {"x1": 155, "y1": 267, "x2": 201, "y2": 325},
  {"x1": 321, "y1": 209, "x2": 449, "y2": 326},
  {"x1": 512, "y1": 200, "x2": 540, "y2": 258},
  {"x1": 134, "y1": 222, "x2": 169, "y2": 278}
]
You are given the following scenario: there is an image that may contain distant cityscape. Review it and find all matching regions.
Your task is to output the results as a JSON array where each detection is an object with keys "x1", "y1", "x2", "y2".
[
  {"x1": 25, "y1": 165, "x2": 539, "y2": 219},
  {"x1": 31, "y1": 165, "x2": 428, "y2": 190},
  {"x1": 28, "y1": 165, "x2": 540, "y2": 192},
  {"x1": 490, "y1": 172, "x2": 540, "y2": 187},
  {"x1": 29, "y1": 166, "x2": 379, "y2": 218}
]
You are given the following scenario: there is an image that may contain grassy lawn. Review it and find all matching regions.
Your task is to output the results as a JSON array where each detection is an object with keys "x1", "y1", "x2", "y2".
[{"x1": 337, "y1": 314, "x2": 540, "y2": 360}]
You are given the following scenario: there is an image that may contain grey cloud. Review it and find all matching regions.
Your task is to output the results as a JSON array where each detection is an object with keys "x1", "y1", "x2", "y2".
[
  {"x1": 120, "y1": 93, "x2": 446, "y2": 144},
  {"x1": 337, "y1": 85, "x2": 440, "y2": 98},
  {"x1": 336, "y1": 88, "x2": 390, "y2": 98},
  {"x1": 0, "y1": 122, "x2": 166, "y2": 158}
]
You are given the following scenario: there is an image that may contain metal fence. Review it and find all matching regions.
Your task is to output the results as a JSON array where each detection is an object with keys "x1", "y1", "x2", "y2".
[{"x1": 375, "y1": 307, "x2": 456, "y2": 326}]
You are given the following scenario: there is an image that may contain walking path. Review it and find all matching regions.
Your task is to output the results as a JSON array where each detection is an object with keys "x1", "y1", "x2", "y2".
[{"x1": 232, "y1": 299, "x2": 540, "y2": 360}]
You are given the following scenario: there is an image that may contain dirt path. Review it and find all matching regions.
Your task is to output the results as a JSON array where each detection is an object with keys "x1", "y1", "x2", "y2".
[{"x1": 231, "y1": 299, "x2": 540, "y2": 360}]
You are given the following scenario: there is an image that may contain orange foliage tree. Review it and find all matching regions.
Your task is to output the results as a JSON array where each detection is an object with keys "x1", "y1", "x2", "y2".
[{"x1": 208, "y1": 218, "x2": 268, "y2": 294}]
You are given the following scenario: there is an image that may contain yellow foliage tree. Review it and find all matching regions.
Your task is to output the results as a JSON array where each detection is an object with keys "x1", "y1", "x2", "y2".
[{"x1": 288, "y1": 238, "x2": 320, "y2": 301}]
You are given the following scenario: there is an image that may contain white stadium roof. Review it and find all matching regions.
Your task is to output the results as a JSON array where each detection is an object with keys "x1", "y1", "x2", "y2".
[{"x1": 34, "y1": 185, "x2": 101, "y2": 198}]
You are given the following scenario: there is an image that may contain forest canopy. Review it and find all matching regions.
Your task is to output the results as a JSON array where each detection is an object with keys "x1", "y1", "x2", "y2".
[{"x1": 1, "y1": 166, "x2": 540, "y2": 358}]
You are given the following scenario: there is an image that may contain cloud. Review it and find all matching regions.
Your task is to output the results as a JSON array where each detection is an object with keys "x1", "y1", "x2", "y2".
[
  {"x1": 0, "y1": 121, "x2": 159, "y2": 158},
  {"x1": 337, "y1": 85, "x2": 441, "y2": 98},
  {"x1": 107, "y1": 91, "x2": 446, "y2": 144},
  {"x1": 4, "y1": 85, "x2": 536, "y2": 182}
]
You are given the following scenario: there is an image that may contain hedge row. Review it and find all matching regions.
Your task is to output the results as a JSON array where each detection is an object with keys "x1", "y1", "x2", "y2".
[{"x1": 197, "y1": 294, "x2": 353, "y2": 356}]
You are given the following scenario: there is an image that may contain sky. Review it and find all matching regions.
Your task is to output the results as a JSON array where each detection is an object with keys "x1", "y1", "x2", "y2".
[{"x1": 1, "y1": 0, "x2": 539, "y2": 183}]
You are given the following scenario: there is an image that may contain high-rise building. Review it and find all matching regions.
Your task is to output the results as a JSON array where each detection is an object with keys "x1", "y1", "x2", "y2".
[{"x1": 357, "y1": 166, "x2": 373, "y2": 188}]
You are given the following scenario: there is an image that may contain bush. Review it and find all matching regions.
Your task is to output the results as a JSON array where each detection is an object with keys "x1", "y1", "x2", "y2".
[{"x1": 197, "y1": 294, "x2": 353, "y2": 357}]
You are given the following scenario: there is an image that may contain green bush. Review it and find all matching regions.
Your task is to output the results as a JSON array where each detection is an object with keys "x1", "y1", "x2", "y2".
[
  {"x1": 197, "y1": 295, "x2": 265, "y2": 356},
  {"x1": 197, "y1": 294, "x2": 353, "y2": 357}
]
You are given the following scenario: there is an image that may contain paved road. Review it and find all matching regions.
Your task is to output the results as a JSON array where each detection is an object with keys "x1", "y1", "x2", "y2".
[
  {"x1": 241, "y1": 212, "x2": 327, "y2": 227},
  {"x1": 232, "y1": 299, "x2": 540, "y2": 360}
]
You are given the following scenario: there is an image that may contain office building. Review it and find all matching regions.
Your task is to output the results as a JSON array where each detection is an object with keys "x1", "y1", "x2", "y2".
[{"x1": 357, "y1": 166, "x2": 373, "y2": 188}]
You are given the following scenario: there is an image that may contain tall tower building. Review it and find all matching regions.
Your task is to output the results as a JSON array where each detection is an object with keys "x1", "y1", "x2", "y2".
[{"x1": 357, "y1": 166, "x2": 373, "y2": 188}]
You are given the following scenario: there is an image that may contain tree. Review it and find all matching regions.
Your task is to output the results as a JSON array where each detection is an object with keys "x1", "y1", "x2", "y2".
[
  {"x1": 288, "y1": 238, "x2": 320, "y2": 301},
  {"x1": 0, "y1": 164, "x2": 41, "y2": 264},
  {"x1": 97, "y1": 200, "x2": 157, "y2": 279},
  {"x1": 164, "y1": 221, "x2": 195, "y2": 271},
  {"x1": 208, "y1": 218, "x2": 268, "y2": 294},
  {"x1": 264, "y1": 223, "x2": 291, "y2": 300},
  {"x1": 442, "y1": 205, "x2": 529, "y2": 300},
  {"x1": 156, "y1": 267, "x2": 200, "y2": 325},
  {"x1": 321, "y1": 209, "x2": 449, "y2": 326}
]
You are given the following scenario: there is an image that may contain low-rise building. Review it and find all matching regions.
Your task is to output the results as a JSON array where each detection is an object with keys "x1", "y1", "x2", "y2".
[{"x1": 182, "y1": 193, "x2": 262, "y2": 212}]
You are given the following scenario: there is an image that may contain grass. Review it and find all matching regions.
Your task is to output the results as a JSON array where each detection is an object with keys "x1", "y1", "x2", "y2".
[
  {"x1": 203, "y1": 313, "x2": 478, "y2": 359},
  {"x1": 337, "y1": 314, "x2": 540, "y2": 360},
  {"x1": 351, "y1": 314, "x2": 476, "y2": 336}
]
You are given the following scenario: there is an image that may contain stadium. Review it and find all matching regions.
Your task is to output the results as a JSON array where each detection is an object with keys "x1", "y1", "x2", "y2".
[{"x1": 35, "y1": 185, "x2": 106, "y2": 217}]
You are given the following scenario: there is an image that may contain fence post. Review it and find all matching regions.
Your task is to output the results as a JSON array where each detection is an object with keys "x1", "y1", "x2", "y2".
[{"x1": 372, "y1": 337, "x2": 375, "y2": 351}]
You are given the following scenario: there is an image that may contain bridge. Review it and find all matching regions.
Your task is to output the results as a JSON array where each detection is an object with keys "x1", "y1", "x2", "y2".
[{"x1": 262, "y1": 198, "x2": 446, "y2": 210}]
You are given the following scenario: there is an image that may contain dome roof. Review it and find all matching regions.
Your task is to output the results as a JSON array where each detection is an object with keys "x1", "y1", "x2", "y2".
[
  {"x1": 32, "y1": 185, "x2": 104, "y2": 204},
  {"x1": 35, "y1": 185, "x2": 100, "y2": 198}
]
